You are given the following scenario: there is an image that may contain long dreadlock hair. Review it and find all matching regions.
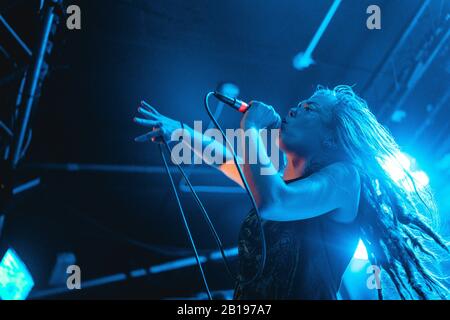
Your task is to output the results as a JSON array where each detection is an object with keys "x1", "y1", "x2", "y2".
[{"x1": 314, "y1": 85, "x2": 449, "y2": 300}]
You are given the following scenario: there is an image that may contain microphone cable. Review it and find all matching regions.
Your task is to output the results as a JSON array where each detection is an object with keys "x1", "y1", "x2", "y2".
[
  {"x1": 204, "y1": 92, "x2": 267, "y2": 286},
  {"x1": 162, "y1": 140, "x2": 236, "y2": 280},
  {"x1": 155, "y1": 91, "x2": 267, "y2": 299},
  {"x1": 158, "y1": 142, "x2": 212, "y2": 300}
]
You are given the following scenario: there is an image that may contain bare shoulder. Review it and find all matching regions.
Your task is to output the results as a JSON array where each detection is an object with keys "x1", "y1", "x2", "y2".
[
  {"x1": 320, "y1": 161, "x2": 360, "y2": 178},
  {"x1": 321, "y1": 162, "x2": 361, "y2": 223}
]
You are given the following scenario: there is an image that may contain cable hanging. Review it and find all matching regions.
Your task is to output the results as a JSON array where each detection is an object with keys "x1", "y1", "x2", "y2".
[
  {"x1": 155, "y1": 92, "x2": 268, "y2": 300},
  {"x1": 158, "y1": 142, "x2": 212, "y2": 300}
]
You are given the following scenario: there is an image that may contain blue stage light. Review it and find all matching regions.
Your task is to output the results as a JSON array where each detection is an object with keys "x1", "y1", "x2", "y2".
[
  {"x1": 380, "y1": 151, "x2": 411, "y2": 181},
  {"x1": 293, "y1": 0, "x2": 342, "y2": 70},
  {"x1": 209, "y1": 247, "x2": 239, "y2": 260},
  {"x1": 379, "y1": 151, "x2": 430, "y2": 192},
  {"x1": 219, "y1": 82, "x2": 240, "y2": 98},
  {"x1": 149, "y1": 256, "x2": 207, "y2": 274},
  {"x1": 353, "y1": 239, "x2": 368, "y2": 260},
  {"x1": 0, "y1": 248, "x2": 35, "y2": 300},
  {"x1": 390, "y1": 110, "x2": 407, "y2": 123}
]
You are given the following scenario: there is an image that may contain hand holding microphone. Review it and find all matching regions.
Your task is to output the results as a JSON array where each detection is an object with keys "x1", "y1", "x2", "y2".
[
  {"x1": 213, "y1": 92, "x2": 281, "y2": 131},
  {"x1": 240, "y1": 101, "x2": 281, "y2": 131}
]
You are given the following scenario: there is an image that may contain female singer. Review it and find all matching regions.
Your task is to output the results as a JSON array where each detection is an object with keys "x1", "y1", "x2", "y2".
[{"x1": 134, "y1": 85, "x2": 448, "y2": 299}]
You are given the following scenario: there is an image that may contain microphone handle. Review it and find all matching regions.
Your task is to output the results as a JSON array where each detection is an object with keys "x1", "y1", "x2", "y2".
[
  {"x1": 213, "y1": 91, "x2": 281, "y2": 127},
  {"x1": 213, "y1": 92, "x2": 250, "y2": 113}
]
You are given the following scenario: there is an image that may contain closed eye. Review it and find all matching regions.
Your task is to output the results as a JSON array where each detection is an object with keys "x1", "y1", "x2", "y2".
[{"x1": 298, "y1": 101, "x2": 318, "y2": 111}]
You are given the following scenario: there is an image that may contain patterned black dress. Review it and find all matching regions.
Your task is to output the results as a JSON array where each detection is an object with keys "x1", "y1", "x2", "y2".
[{"x1": 234, "y1": 187, "x2": 361, "y2": 300}]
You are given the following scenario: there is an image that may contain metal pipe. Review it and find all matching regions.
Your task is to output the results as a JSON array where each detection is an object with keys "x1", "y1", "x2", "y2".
[
  {"x1": 11, "y1": 2, "x2": 58, "y2": 167},
  {"x1": 0, "y1": 14, "x2": 32, "y2": 57}
]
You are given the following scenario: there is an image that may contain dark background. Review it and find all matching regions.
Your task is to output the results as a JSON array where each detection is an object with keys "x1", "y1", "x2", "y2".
[{"x1": 0, "y1": 0, "x2": 449, "y2": 299}]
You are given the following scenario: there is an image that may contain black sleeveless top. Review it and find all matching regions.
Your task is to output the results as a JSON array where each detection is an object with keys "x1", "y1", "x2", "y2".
[{"x1": 234, "y1": 180, "x2": 361, "y2": 300}]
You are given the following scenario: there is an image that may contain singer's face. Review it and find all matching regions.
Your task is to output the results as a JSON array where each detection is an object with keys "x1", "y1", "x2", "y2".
[{"x1": 279, "y1": 93, "x2": 335, "y2": 156}]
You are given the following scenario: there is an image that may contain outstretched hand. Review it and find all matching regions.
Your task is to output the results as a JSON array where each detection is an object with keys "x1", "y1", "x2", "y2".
[{"x1": 134, "y1": 101, "x2": 182, "y2": 143}]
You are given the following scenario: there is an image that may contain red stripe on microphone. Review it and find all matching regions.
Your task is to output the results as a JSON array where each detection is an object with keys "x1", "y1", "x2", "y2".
[{"x1": 238, "y1": 102, "x2": 249, "y2": 113}]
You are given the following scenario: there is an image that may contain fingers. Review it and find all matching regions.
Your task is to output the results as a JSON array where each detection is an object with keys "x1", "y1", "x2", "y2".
[
  {"x1": 134, "y1": 129, "x2": 162, "y2": 142},
  {"x1": 273, "y1": 113, "x2": 282, "y2": 129},
  {"x1": 134, "y1": 101, "x2": 164, "y2": 143},
  {"x1": 137, "y1": 106, "x2": 158, "y2": 119},
  {"x1": 140, "y1": 100, "x2": 160, "y2": 115},
  {"x1": 134, "y1": 117, "x2": 161, "y2": 128},
  {"x1": 248, "y1": 100, "x2": 258, "y2": 108},
  {"x1": 248, "y1": 101, "x2": 271, "y2": 110}
]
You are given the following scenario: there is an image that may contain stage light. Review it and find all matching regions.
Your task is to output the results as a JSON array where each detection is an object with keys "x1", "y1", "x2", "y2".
[
  {"x1": 218, "y1": 82, "x2": 240, "y2": 98},
  {"x1": 380, "y1": 152, "x2": 410, "y2": 181},
  {"x1": 0, "y1": 248, "x2": 35, "y2": 300},
  {"x1": 209, "y1": 247, "x2": 238, "y2": 260},
  {"x1": 353, "y1": 239, "x2": 368, "y2": 260},
  {"x1": 412, "y1": 170, "x2": 429, "y2": 188},
  {"x1": 390, "y1": 110, "x2": 407, "y2": 123},
  {"x1": 149, "y1": 256, "x2": 207, "y2": 274},
  {"x1": 379, "y1": 151, "x2": 430, "y2": 191},
  {"x1": 293, "y1": 0, "x2": 342, "y2": 70}
]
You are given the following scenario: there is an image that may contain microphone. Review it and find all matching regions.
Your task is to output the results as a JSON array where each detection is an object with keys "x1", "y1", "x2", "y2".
[
  {"x1": 213, "y1": 91, "x2": 250, "y2": 113},
  {"x1": 213, "y1": 91, "x2": 281, "y2": 129}
]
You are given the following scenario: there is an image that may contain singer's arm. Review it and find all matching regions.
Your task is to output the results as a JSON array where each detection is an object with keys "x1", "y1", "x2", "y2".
[
  {"x1": 134, "y1": 102, "x2": 245, "y2": 187},
  {"x1": 178, "y1": 124, "x2": 246, "y2": 188},
  {"x1": 240, "y1": 103, "x2": 360, "y2": 223}
]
